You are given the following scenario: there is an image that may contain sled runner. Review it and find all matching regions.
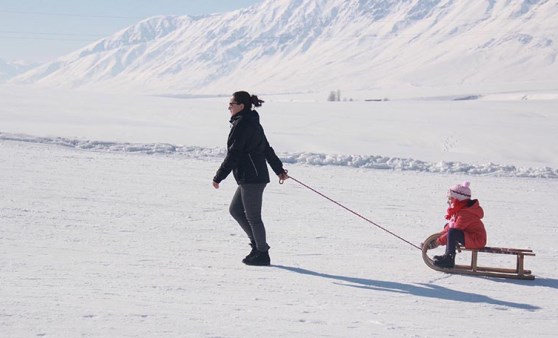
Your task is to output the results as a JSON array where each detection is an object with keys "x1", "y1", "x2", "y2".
[{"x1": 422, "y1": 233, "x2": 535, "y2": 280}]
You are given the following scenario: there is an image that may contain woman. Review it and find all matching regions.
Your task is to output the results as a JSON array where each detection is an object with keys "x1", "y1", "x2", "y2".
[{"x1": 212, "y1": 91, "x2": 289, "y2": 266}]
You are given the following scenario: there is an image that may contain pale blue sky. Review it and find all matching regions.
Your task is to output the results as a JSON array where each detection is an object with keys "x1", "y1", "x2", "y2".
[{"x1": 0, "y1": 0, "x2": 263, "y2": 63}]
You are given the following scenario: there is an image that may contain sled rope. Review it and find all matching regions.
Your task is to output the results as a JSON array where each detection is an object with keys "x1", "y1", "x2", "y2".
[{"x1": 286, "y1": 176, "x2": 421, "y2": 250}]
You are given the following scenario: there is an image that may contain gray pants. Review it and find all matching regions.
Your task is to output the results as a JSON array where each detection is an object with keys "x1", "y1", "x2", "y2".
[{"x1": 229, "y1": 183, "x2": 270, "y2": 252}]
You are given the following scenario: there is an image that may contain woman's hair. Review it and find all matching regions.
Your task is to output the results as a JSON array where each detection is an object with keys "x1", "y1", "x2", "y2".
[{"x1": 232, "y1": 91, "x2": 264, "y2": 109}]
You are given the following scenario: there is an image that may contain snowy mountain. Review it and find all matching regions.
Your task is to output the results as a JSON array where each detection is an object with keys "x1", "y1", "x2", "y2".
[
  {"x1": 11, "y1": 0, "x2": 558, "y2": 95},
  {"x1": 0, "y1": 58, "x2": 37, "y2": 83}
]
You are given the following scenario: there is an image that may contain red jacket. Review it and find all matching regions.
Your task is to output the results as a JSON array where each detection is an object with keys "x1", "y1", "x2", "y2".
[{"x1": 437, "y1": 199, "x2": 487, "y2": 249}]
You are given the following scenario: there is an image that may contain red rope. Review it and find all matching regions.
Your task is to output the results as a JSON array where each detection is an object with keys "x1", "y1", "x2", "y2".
[{"x1": 286, "y1": 175, "x2": 421, "y2": 251}]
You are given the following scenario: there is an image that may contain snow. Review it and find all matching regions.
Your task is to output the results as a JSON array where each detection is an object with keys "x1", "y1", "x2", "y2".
[
  {"x1": 1, "y1": 0, "x2": 558, "y2": 336},
  {"x1": 1, "y1": 84, "x2": 558, "y2": 337}
]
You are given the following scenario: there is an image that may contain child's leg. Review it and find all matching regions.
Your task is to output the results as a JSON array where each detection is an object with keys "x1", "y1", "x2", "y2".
[
  {"x1": 435, "y1": 228, "x2": 465, "y2": 268},
  {"x1": 445, "y1": 228, "x2": 465, "y2": 257}
]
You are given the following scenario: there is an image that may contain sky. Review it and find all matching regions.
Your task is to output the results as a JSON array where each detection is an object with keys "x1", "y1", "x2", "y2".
[{"x1": 0, "y1": 0, "x2": 263, "y2": 63}]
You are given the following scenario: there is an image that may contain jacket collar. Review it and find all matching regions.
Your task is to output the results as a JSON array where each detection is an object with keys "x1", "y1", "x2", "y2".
[{"x1": 230, "y1": 108, "x2": 255, "y2": 123}]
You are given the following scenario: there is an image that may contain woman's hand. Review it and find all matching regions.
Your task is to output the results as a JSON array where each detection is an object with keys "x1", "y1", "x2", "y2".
[
  {"x1": 212, "y1": 181, "x2": 219, "y2": 189},
  {"x1": 278, "y1": 169, "x2": 289, "y2": 184},
  {"x1": 278, "y1": 172, "x2": 289, "y2": 181}
]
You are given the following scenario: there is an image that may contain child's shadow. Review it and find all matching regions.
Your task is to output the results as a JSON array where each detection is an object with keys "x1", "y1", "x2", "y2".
[{"x1": 273, "y1": 265, "x2": 542, "y2": 311}]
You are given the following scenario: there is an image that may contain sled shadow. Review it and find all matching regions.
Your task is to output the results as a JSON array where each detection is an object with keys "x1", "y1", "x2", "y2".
[
  {"x1": 273, "y1": 265, "x2": 540, "y2": 311},
  {"x1": 486, "y1": 276, "x2": 558, "y2": 289}
]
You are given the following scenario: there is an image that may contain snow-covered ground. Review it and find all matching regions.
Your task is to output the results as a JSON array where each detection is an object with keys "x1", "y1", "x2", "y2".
[{"x1": 1, "y1": 85, "x2": 558, "y2": 337}]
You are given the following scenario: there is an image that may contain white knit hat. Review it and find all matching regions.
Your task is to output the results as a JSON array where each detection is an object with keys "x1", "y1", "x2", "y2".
[{"x1": 448, "y1": 181, "x2": 472, "y2": 201}]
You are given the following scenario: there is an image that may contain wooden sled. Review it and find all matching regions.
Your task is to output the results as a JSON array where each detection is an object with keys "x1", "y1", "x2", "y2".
[{"x1": 422, "y1": 233, "x2": 535, "y2": 280}]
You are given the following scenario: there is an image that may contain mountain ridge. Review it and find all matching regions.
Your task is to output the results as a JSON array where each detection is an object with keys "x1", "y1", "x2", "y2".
[
  {"x1": 0, "y1": 58, "x2": 38, "y2": 82},
  {"x1": 10, "y1": 0, "x2": 558, "y2": 95}
]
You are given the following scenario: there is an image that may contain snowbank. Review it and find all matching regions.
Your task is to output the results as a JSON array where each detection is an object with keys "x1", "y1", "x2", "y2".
[{"x1": 2, "y1": 132, "x2": 556, "y2": 179}]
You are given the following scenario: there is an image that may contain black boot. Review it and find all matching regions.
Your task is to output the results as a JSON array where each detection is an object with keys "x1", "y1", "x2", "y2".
[
  {"x1": 433, "y1": 254, "x2": 455, "y2": 268},
  {"x1": 433, "y1": 255, "x2": 444, "y2": 261},
  {"x1": 242, "y1": 243, "x2": 258, "y2": 263},
  {"x1": 243, "y1": 249, "x2": 270, "y2": 266}
]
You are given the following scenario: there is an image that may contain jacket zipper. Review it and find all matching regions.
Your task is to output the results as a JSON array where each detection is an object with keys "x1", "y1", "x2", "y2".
[{"x1": 248, "y1": 154, "x2": 259, "y2": 177}]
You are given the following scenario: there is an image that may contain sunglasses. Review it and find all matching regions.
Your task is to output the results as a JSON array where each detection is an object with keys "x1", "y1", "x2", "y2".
[{"x1": 229, "y1": 102, "x2": 241, "y2": 106}]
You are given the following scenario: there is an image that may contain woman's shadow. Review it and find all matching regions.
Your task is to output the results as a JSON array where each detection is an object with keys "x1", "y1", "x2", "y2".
[{"x1": 272, "y1": 265, "x2": 555, "y2": 311}]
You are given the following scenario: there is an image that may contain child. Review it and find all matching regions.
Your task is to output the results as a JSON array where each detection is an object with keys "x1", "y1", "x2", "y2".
[{"x1": 431, "y1": 181, "x2": 487, "y2": 268}]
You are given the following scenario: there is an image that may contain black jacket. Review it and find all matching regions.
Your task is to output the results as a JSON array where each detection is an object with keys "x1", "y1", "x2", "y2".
[{"x1": 213, "y1": 109, "x2": 284, "y2": 184}]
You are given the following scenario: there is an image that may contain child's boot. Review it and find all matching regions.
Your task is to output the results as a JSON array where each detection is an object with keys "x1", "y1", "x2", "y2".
[{"x1": 433, "y1": 254, "x2": 455, "y2": 268}]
